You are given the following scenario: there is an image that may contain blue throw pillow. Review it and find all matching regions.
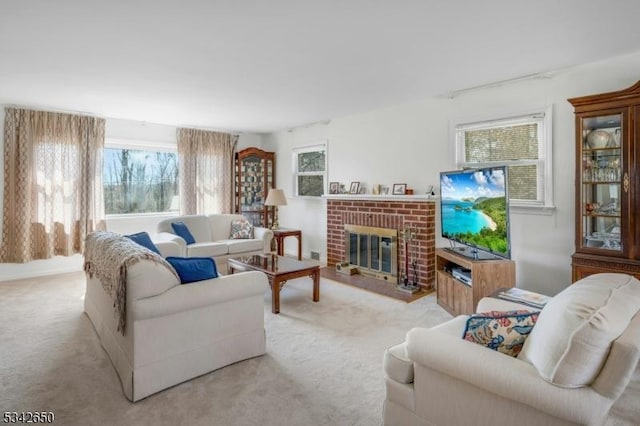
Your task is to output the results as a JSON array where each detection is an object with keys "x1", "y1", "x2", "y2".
[
  {"x1": 166, "y1": 257, "x2": 218, "y2": 284},
  {"x1": 171, "y1": 221, "x2": 196, "y2": 245},
  {"x1": 125, "y1": 232, "x2": 161, "y2": 255}
]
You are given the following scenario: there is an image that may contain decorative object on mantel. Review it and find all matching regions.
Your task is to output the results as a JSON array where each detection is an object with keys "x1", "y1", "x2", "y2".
[
  {"x1": 264, "y1": 188, "x2": 287, "y2": 230},
  {"x1": 329, "y1": 182, "x2": 340, "y2": 194},
  {"x1": 392, "y1": 183, "x2": 407, "y2": 195},
  {"x1": 405, "y1": 188, "x2": 414, "y2": 195},
  {"x1": 349, "y1": 182, "x2": 360, "y2": 194},
  {"x1": 426, "y1": 185, "x2": 436, "y2": 197},
  {"x1": 372, "y1": 184, "x2": 381, "y2": 195},
  {"x1": 398, "y1": 224, "x2": 420, "y2": 294},
  {"x1": 381, "y1": 186, "x2": 390, "y2": 195}
]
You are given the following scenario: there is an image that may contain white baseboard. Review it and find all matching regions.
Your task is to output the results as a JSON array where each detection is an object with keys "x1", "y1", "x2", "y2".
[{"x1": 0, "y1": 256, "x2": 83, "y2": 282}]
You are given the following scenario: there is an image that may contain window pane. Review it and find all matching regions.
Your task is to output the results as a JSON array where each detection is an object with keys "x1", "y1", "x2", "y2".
[
  {"x1": 465, "y1": 124, "x2": 538, "y2": 163},
  {"x1": 104, "y1": 148, "x2": 179, "y2": 214},
  {"x1": 507, "y1": 164, "x2": 538, "y2": 201},
  {"x1": 298, "y1": 150, "x2": 326, "y2": 172},
  {"x1": 297, "y1": 175, "x2": 324, "y2": 196}
]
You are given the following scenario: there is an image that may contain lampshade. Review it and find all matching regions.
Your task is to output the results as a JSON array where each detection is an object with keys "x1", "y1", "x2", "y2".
[{"x1": 265, "y1": 189, "x2": 287, "y2": 206}]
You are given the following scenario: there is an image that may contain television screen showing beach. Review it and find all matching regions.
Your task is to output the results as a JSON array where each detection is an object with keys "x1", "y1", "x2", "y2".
[{"x1": 440, "y1": 168, "x2": 509, "y2": 256}]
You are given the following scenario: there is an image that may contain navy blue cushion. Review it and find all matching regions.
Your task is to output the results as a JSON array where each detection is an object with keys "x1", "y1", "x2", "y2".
[
  {"x1": 125, "y1": 232, "x2": 161, "y2": 255},
  {"x1": 166, "y1": 257, "x2": 218, "y2": 284},
  {"x1": 171, "y1": 221, "x2": 196, "y2": 245}
]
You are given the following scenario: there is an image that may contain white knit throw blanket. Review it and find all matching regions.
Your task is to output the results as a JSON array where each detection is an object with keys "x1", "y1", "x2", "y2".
[{"x1": 83, "y1": 231, "x2": 179, "y2": 335}]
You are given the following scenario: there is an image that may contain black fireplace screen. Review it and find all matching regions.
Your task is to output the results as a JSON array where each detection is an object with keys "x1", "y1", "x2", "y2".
[{"x1": 345, "y1": 225, "x2": 398, "y2": 283}]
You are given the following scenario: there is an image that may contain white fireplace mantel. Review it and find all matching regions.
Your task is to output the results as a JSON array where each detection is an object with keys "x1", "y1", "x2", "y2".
[{"x1": 322, "y1": 194, "x2": 436, "y2": 202}]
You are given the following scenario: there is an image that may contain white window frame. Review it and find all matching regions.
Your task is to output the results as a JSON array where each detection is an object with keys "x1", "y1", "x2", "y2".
[
  {"x1": 452, "y1": 106, "x2": 554, "y2": 214},
  {"x1": 104, "y1": 138, "x2": 179, "y2": 216},
  {"x1": 292, "y1": 142, "x2": 328, "y2": 198}
]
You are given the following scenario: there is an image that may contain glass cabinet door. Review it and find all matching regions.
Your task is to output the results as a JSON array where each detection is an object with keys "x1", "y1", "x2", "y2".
[
  {"x1": 240, "y1": 155, "x2": 265, "y2": 226},
  {"x1": 579, "y1": 113, "x2": 623, "y2": 254}
]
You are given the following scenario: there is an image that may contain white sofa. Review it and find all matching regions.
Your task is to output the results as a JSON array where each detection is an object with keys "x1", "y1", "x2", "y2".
[
  {"x1": 383, "y1": 273, "x2": 640, "y2": 426},
  {"x1": 155, "y1": 214, "x2": 273, "y2": 272},
  {"x1": 84, "y1": 233, "x2": 269, "y2": 402}
]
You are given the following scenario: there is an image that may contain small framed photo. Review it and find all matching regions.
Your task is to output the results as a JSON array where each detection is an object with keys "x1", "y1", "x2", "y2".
[
  {"x1": 329, "y1": 182, "x2": 340, "y2": 194},
  {"x1": 381, "y1": 186, "x2": 389, "y2": 195},
  {"x1": 349, "y1": 182, "x2": 360, "y2": 194},
  {"x1": 392, "y1": 183, "x2": 407, "y2": 195}
]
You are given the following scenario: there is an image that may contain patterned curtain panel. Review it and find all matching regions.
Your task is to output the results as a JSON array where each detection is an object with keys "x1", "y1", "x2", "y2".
[
  {"x1": 177, "y1": 128, "x2": 238, "y2": 215},
  {"x1": 0, "y1": 108, "x2": 106, "y2": 263}
]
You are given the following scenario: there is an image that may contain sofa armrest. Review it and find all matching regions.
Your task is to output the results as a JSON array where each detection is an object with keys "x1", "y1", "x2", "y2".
[
  {"x1": 406, "y1": 327, "x2": 612, "y2": 425},
  {"x1": 152, "y1": 232, "x2": 186, "y2": 257},
  {"x1": 154, "y1": 241, "x2": 182, "y2": 258},
  {"x1": 254, "y1": 227, "x2": 274, "y2": 253},
  {"x1": 132, "y1": 271, "x2": 268, "y2": 320}
]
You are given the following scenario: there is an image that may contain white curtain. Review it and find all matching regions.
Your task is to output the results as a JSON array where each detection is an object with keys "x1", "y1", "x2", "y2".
[
  {"x1": 1, "y1": 107, "x2": 106, "y2": 263},
  {"x1": 177, "y1": 128, "x2": 238, "y2": 215}
]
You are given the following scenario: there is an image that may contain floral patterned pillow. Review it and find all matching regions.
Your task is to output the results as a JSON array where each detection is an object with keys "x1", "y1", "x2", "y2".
[
  {"x1": 462, "y1": 310, "x2": 540, "y2": 357},
  {"x1": 229, "y1": 219, "x2": 254, "y2": 239}
]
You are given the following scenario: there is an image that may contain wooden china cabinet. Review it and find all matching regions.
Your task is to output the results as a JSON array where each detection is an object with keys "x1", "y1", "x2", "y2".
[
  {"x1": 234, "y1": 147, "x2": 275, "y2": 228},
  {"x1": 569, "y1": 81, "x2": 640, "y2": 281}
]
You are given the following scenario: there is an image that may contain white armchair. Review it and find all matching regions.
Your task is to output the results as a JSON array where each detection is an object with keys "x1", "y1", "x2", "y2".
[{"x1": 383, "y1": 274, "x2": 640, "y2": 426}]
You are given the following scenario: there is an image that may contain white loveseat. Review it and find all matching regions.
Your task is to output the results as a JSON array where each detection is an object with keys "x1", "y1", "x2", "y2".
[
  {"x1": 83, "y1": 232, "x2": 269, "y2": 402},
  {"x1": 155, "y1": 214, "x2": 273, "y2": 272},
  {"x1": 383, "y1": 273, "x2": 640, "y2": 426}
]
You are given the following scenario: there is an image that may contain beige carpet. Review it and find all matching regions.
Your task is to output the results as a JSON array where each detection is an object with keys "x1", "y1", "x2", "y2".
[{"x1": 1, "y1": 272, "x2": 638, "y2": 426}]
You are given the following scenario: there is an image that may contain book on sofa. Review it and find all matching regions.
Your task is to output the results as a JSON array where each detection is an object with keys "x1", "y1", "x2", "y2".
[{"x1": 494, "y1": 288, "x2": 550, "y2": 309}]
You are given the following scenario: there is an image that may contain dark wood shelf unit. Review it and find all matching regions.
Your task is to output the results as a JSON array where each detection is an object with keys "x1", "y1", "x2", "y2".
[
  {"x1": 569, "y1": 81, "x2": 640, "y2": 281},
  {"x1": 235, "y1": 147, "x2": 275, "y2": 228}
]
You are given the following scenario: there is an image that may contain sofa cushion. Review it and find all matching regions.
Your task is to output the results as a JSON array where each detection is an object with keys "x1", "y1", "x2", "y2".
[
  {"x1": 186, "y1": 242, "x2": 229, "y2": 257},
  {"x1": 125, "y1": 232, "x2": 161, "y2": 255},
  {"x1": 171, "y1": 222, "x2": 196, "y2": 245},
  {"x1": 463, "y1": 310, "x2": 539, "y2": 357},
  {"x1": 384, "y1": 342, "x2": 414, "y2": 384},
  {"x1": 519, "y1": 273, "x2": 640, "y2": 387},
  {"x1": 166, "y1": 257, "x2": 218, "y2": 284},
  {"x1": 225, "y1": 239, "x2": 264, "y2": 254},
  {"x1": 230, "y1": 218, "x2": 254, "y2": 239},
  {"x1": 208, "y1": 214, "x2": 241, "y2": 242}
]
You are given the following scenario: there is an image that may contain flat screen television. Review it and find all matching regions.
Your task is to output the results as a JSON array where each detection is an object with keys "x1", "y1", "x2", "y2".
[{"x1": 439, "y1": 166, "x2": 511, "y2": 260}]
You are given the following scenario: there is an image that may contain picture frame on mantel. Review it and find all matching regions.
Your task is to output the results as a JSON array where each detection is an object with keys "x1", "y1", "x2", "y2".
[
  {"x1": 329, "y1": 182, "x2": 340, "y2": 194},
  {"x1": 349, "y1": 182, "x2": 360, "y2": 194},
  {"x1": 393, "y1": 183, "x2": 407, "y2": 195}
]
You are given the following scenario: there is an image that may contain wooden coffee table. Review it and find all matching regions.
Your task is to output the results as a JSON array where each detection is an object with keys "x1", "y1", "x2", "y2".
[{"x1": 228, "y1": 254, "x2": 320, "y2": 314}]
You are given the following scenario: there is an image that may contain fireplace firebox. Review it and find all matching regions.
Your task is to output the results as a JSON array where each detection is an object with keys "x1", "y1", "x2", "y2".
[{"x1": 344, "y1": 224, "x2": 398, "y2": 283}]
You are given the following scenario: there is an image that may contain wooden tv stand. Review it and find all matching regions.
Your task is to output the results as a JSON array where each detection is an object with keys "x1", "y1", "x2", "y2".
[{"x1": 435, "y1": 248, "x2": 515, "y2": 316}]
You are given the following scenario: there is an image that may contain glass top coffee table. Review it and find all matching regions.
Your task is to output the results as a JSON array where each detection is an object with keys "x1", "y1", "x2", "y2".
[{"x1": 227, "y1": 254, "x2": 320, "y2": 314}]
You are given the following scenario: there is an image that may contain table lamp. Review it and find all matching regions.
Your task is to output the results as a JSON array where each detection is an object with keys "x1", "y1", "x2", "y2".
[{"x1": 264, "y1": 188, "x2": 287, "y2": 230}]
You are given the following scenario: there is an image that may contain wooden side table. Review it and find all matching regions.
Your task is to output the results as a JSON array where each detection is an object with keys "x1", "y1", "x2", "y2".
[{"x1": 272, "y1": 228, "x2": 302, "y2": 260}]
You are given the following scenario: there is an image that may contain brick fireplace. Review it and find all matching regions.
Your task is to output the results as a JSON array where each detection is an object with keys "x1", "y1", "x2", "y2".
[{"x1": 326, "y1": 195, "x2": 436, "y2": 290}]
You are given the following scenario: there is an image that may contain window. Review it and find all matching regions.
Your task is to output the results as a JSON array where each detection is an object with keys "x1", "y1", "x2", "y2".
[
  {"x1": 103, "y1": 139, "x2": 179, "y2": 214},
  {"x1": 454, "y1": 108, "x2": 553, "y2": 212},
  {"x1": 293, "y1": 143, "x2": 327, "y2": 197}
]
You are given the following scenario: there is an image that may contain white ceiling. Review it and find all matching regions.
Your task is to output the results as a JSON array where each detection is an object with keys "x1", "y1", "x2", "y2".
[{"x1": 2, "y1": 1, "x2": 640, "y2": 134}]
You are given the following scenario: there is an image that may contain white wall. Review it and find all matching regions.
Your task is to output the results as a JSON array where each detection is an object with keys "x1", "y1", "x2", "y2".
[
  {"x1": 0, "y1": 114, "x2": 264, "y2": 281},
  {"x1": 264, "y1": 51, "x2": 640, "y2": 296}
]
